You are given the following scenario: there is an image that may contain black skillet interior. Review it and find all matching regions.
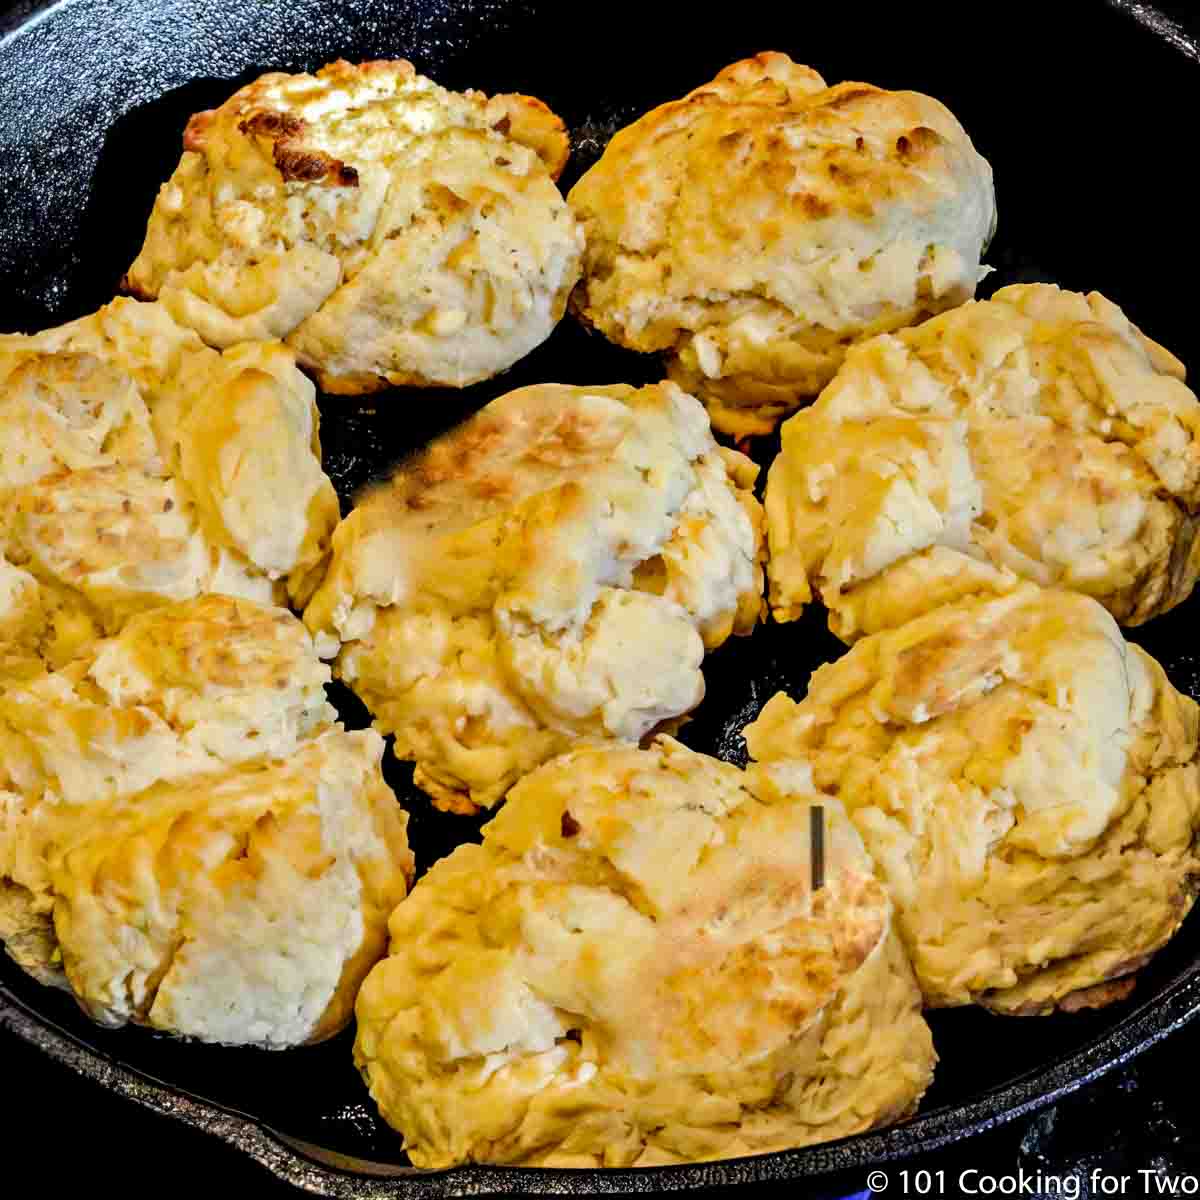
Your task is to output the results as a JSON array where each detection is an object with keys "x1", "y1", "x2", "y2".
[{"x1": 2, "y1": 0, "x2": 1200, "y2": 1192}]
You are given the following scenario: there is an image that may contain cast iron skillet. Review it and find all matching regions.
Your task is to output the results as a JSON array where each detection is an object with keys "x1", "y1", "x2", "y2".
[{"x1": 2, "y1": 1, "x2": 1200, "y2": 1193}]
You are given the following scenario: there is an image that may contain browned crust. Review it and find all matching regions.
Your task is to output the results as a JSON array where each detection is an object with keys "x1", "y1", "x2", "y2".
[
  {"x1": 182, "y1": 107, "x2": 217, "y2": 151},
  {"x1": 485, "y1": 92, "x2": 571, "y2": 181},
  {"x1": 237, "y1": 109, "x2": 304, "y2": 141},
  {"x1": 894, "y1": 125, "x2": 945, "y2": 163},
  {"x1": 414, "y1": 765, "x2": 482, "y2": 815},
  {"x1": 119, "y1": 272, "x2": 154, "y2": 300},
  {"x1": 319, "y1": 57, "x2": 417, "y2": 85},
  {"x1": 823, "y1": 85, "x2": 882, "y2": 109},
  {"x1": 184, "y1": 57, "x2": 566, "y2": 191},
  {"x1": 1056, "y1": 976, "x2": 1138, "y2": 1013},
  {"x1": 983, "y1": 951, "x2": 1157, "y2": 1017},
  {"x1": 272, "y1": 144, "x2": 360, "y2": 187},
  {"x1": 234, "y1": 105, "x2": 360, "y2": 187},
  {"x1": 699, "y1": 50, "x2": 827, "y2": 104}
]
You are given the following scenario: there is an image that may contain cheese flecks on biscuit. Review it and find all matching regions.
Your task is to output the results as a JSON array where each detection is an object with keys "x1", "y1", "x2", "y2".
[
  {"x1": 0, "y1": 298, "x2": 339, "y2": 685},
  {"x1": 0, "y1": 597, "x2": 413, "y2": 1047},
  {"x1": 568, "y1": 52, "x2": 995, "y2": 436},
  {"x1": 764, "y1": 284, "x2": 1200, "y2": 635},
  {"x1": 354, "y1": 737, "x2": 934, "y2": 1167},
  {"x1": 304, "y1": 381, "x2": 766, "y2": 813},
  {"x1": 745, "y1": 586, "x2": 1200, "y2": 1013},
  {"x1": 125, "y1": 59, "x2": 583, "y2": 393}
]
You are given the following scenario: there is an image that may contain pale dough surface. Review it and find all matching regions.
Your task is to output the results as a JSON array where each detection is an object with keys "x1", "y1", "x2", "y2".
[
  {"x1": 569, "y1": 52, "x2": 995, "y2": 435},
  {"x1": 764, "y1": 284, "x2": 1200, "y2": 638},
  {"x1": 126, "y1": 60, "x2": 583, "y2": 393},
  {"x1": 746, "y1": 586, "x2": 1200, "y2": 1013},
  {"x1": 355, "y1": 737, "x2": 934, "y2": 1166},
  {"x1": 305, "y1": 380, "x2": 765, "y2": 813}
]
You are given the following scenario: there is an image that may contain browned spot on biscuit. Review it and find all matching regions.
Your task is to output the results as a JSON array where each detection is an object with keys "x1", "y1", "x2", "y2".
[
  {"x1": 824, "y1": 85, "x2": 879, "y2": 109},
  {"x1": 792, "y1": 191, "x2": 832, "y2": 219},
  {"x1": 895, "y1": 126, "x2": 943, "y2": 162},
  {"x1": 426, "y1": 182, "x2": 471, "y2": 215},
  {"x1": 120, "y1": 272, "x2": 154, "y2": 299},
  {"x1": 182, "y1": 109, "x2": 216, "y2": 151},
  {"x1": 273, "y1": 145, "x2": 360, "y2": 187},
  {"x1": 239, "y1": 109, "x2": 305, "y2": 141}
]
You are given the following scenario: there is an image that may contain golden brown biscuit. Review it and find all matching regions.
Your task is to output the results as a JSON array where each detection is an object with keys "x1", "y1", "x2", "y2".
[
  {"x1": 3, "y1": 729, "x2": 411, "y2": 1046},
  {"x1": 745, "y1": 586, "x2": 1200, "y2": 1013},
  {"x1": 0, "y1": 298, "x2": 339, "y2": 678},
  {"x1": 354, "y1": 737, "x2": 934, "y2": 1167},
  {"x1": 0, "y1": 595, "x2": 336, "y2": 804},
  {"x1": 304, "y1": 380, "x2": 765, "y2": 813},
  {"x1": 764, "y1": 284, "x2": 1200, "y2": 636},
  {"x1": 0, "y1": 596, "x2": 413, "y2": 1046},
  {"x1": 125, "y1": 60, "x2": 583, "y2": 393},
  {"x1": 568, "y1": 52, "x2": 995, "y2": 436}
]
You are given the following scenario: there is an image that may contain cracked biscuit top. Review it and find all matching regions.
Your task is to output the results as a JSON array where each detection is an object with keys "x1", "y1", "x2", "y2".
[
  {"x1": 568, "y1": 52, "x2": 995, "y2": 436},
  {"x1": 304, "y1": 380, "x2": 765, "y2": 813},
  {"x1": 745, "y1": 585, "x2": 1200, "y2": 1013},
  {"x1": 764, "y1": 284, "x2": 1200, "y2": 638},
  {"x1": 125, "y1": 59, "x2": 583, "y2": 393},
  {"x1": 354, "y1": 736, "x2": 934, "y2": 1167},
  {"x1": 0, "y1": 298, "x2": 339, "y2": 686},
  {"x1": 0, "y1": 595, "x2": 413, "y2": 1047}
]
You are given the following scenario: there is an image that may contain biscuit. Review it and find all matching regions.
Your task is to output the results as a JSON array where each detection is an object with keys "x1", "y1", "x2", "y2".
[
  {"x1": 125, "y1": 60, "x2": 583, "y2": 393},
  {"x1": 0, "y1": 597, "x2": 413, "y2": 1046},
  {"x1": 304, "y1": 380, "x2": 765, "y2": 812},
  {"x1": 568, "y1": 52, "x2": 995, "y2": 436},
  {"x1": 764, "y1": 284, "x2": 1200, "y2": 636},
  {"x1": 0, "y1": 299, "x2": 339, "y2": 676},
  {"x1": 0, "y1": 595, "x2": 336, "y2": 804},
  {"x1": 4, "y1": 729, "x2": 411, "y2": 1046},
  {"x1": 354, "y1": 737, "x2": 934, "y2": 1166},
  {"x1": 745, "y1": 586, "x2": 1200, "y2": 1013}
]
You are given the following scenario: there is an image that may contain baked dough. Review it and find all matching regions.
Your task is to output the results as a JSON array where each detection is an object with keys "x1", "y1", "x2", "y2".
[
  {"x1": 304, "y1": 380, "x2": 765, "y2": 813},
  {"x1": 354, "y1": 737, "x2": 934, "y2": 1167},
  {"x1": 745, "y1": 585, "x2": 1200, "y2": 1013},
  {"x1": 0, "y1": 298, "x2": 339, "y2": 683},
  {"x1": 0, "y1": 596, "x2": 413, "y2": 1046},
  {"x1": 568, "y1": 52, "x2": 995, "y2": 436},
  {"x1": 764, "y1": 284, "x2": 1200, "y2": 638},
  {"x1": 125, "y1": 59, "x2": 583, "y2": 393},
  {"x1": 0, "y1": 594, "x2": 336, "y2": 804}
]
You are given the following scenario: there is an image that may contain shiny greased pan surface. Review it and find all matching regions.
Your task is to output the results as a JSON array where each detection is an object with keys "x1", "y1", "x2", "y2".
[{"x1": 2, "y1": 0, "x2": 1199, "y2": 1192}]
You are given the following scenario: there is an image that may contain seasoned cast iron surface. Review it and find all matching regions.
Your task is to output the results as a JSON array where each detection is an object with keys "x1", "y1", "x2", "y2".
[{"x1": 2, "y1": 0, "x2": 1200, "y2": 1191}]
